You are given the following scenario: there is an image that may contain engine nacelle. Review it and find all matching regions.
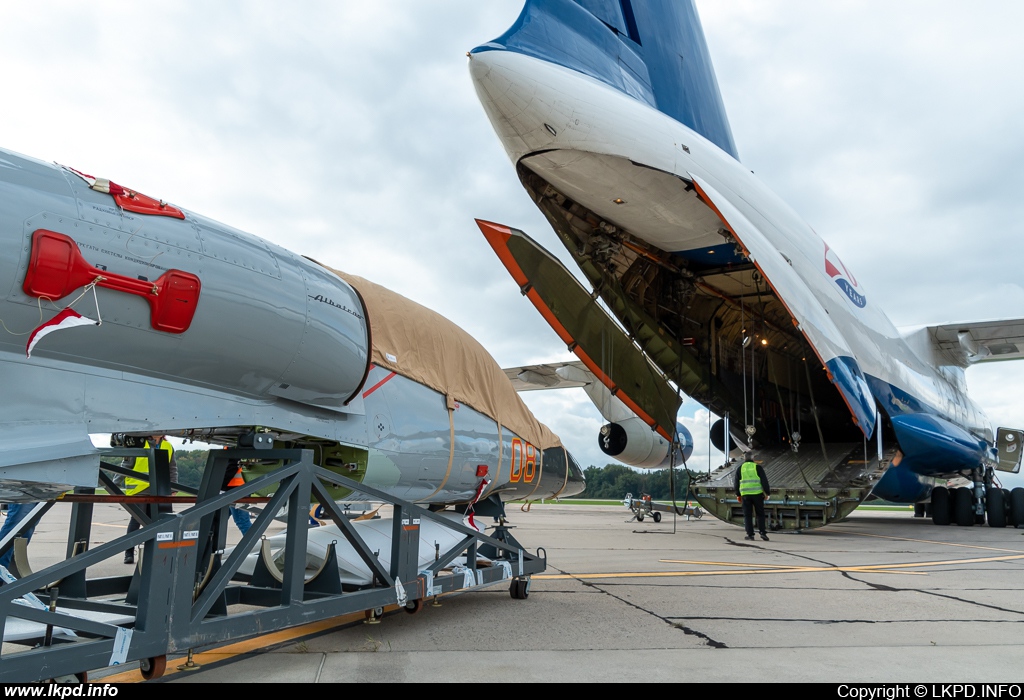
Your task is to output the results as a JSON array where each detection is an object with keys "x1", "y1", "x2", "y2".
[{"x1": 598, "y1": 418, "x2": 694, "y2": 469}]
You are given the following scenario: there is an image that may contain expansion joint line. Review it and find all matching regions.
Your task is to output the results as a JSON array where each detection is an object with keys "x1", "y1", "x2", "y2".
[
  {"x1": 844, "y1": 572, "x2": 1024, "y2": 617},
  {"x1": 315, "y1": 652, "x2": 327, "y2": 683}
]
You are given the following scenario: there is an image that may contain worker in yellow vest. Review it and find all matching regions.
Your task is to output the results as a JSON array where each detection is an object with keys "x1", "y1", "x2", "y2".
[
  {"x1": 124, "y1": 435, "x2": 176, "y2": 564},
  {"x1": 733, "y1": 451, "x2": 770, "y2": 541}
]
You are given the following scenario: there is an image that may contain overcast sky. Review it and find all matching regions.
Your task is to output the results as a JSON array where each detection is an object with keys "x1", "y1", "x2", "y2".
[{"x1": 2, "y1": 2, "x2": 1022, "y2": 486}]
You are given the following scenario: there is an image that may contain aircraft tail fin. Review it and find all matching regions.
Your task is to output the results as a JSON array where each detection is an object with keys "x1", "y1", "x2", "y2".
[{"x1": 474, "y1": 0, "x2": 737, "y2": 159}]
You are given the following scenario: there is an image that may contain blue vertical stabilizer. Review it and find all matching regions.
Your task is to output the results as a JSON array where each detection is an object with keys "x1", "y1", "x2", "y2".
[{"x1": 472, "y1": 0, "x2": 738, "y2": 160}]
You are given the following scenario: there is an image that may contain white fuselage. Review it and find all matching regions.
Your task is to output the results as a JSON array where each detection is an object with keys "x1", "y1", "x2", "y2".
[{"x1": 469, "y1": 49, "x2": 990, "y2": 444}]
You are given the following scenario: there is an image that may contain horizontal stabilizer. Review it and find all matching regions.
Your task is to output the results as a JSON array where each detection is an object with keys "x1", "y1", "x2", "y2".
[
  {"x1": 928, "y1": 318, "x2": 1024, "y2": 365},
  {"x1": 478, "y1": 219, "x2": 681, "y2": 439}
]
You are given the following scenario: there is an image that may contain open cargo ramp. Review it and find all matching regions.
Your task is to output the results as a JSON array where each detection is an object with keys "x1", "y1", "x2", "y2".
[{"x1": 691, "y1": 444, "x2": 895, "y2": 531}]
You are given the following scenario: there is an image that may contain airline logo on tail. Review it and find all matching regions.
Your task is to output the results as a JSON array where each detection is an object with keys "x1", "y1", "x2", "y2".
[{"x1": 824, "y1": 244, "x2": 866, "y2": 308}]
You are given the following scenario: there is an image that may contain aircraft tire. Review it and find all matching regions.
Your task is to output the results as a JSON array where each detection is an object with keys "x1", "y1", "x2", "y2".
[
  {"x1": 1009, "y1": 488, "x2": 1024, "y2": 527},
  {"x1": 930, "y1": 486, "x2": 950, "y2": 525},
  {"x1": 653, "y1": 511, "x2": 662, "y2": 523},
  {"x1": 636, "y1": 512, "x2": 644, "y2": 522},
  {"x1": 986, "y1": 487, "x2": 1007, "y2": 528},
  {"x1": 952, "y1": 487, "x2": 974, "y2": 526}
]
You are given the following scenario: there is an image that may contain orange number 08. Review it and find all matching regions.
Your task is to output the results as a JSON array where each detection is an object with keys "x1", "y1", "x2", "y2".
[{"x1": 509, "y1": 438, "x2": 537, "y2": 483}]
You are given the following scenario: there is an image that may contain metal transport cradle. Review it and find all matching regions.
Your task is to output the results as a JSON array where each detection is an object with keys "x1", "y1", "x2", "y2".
[{"x1": 0, "y1": 446, "x2": 544, "y2": 682}]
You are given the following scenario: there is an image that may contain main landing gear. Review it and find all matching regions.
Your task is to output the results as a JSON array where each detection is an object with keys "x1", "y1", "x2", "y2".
[{"x1": 929, "y1": 467, "x2": 1024, "y2": 528}]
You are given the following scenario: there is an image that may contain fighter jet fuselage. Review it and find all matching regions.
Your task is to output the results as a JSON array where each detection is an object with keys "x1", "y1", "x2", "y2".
[{"x1": 0, "y1": 148, "x2": 584, "y2": 505}]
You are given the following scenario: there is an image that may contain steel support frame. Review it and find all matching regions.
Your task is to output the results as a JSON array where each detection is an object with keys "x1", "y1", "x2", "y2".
[{"x1": 0, "y1": 448, "x2": 545, "y2": 682}]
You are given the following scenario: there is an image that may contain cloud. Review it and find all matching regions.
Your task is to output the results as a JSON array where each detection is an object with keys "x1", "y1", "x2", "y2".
[{"x1": 9, "y1": 2, "x2": 1024, "y2": 486}]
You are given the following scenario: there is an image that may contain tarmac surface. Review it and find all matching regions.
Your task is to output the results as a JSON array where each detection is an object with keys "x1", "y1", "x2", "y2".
[{"x1": 5, "y1": 502, "x2": 1024, "y2": 683}]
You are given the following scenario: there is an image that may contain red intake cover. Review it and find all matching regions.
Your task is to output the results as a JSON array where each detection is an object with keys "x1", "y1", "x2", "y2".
[{"x1": 22, "y1": 229, "x2": 201, "y2": 333}]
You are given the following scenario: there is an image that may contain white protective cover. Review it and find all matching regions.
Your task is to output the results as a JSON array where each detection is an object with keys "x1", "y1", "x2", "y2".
[{"x1": 235, "y1": 512, "x2": 492, "y2": 587}]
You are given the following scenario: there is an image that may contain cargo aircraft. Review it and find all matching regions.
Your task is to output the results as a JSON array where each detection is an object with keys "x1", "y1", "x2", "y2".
[{"x1": 468, "y1": 0, "x2": 1024, "y2": 531}]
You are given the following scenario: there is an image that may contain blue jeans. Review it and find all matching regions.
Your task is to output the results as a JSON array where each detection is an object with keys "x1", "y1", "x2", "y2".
[
  {"x1": 229, "y1": 506, "x2": 251, "y2": 535},
  {"x1": 0, "y1": 503, "x2": 38, "y2": 569}
]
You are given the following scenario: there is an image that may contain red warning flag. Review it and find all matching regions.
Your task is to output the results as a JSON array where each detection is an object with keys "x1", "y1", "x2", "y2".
[{"x1": 26, "y1": 308, "x2": 98, "y2": 358}]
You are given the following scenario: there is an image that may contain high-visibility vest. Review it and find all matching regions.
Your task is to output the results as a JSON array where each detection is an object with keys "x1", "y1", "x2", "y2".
[
  {"x1": 739, "y1": 461, "x2": 764, "y2": 496},
  {"x1": 125, "y1": 440, "x2": 173, "y2": 496}
]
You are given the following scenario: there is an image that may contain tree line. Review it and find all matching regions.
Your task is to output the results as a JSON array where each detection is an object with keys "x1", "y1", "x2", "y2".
[
  {"x1": 567, "y1": 464, "x2": 699, "y2": 500},
  {"x1": 175, "y1": 450, "x2": 209, "y2": 489}
]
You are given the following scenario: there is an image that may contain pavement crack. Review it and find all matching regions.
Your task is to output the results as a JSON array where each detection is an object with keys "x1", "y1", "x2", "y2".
[
  {"x1": 777, "y1": 550, "x2": 841, "y2": 567},
  {"x1": 554, "y1": 566, "x2": 728, "y2": 649},
  {"x1": 670, "y1": 622, "x2": 728, "y2": 647},
  {"x1": 843, "y1": 571, "x2": 899, "y2": 591}
]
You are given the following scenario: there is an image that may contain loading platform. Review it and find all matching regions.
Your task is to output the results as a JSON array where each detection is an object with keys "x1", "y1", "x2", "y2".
[
  {"x1": 0, "y1": 447, "x2": 543, "y2": 683},
  {"x1": 690, "y1": 444, "x2": 895, "y2": 531}
]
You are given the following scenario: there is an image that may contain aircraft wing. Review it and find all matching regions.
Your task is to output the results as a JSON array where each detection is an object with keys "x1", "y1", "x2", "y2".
[
  {"x1": 0, "y1": 423, "x2": 99, "y2": 500},
  {"x1": 503, "y1": 361, "x2": 640, "y2": 425},
  {"x1": 929, "y1": 318, "x2": 1024, "y2": 365},
  {"x1": 478, "y1": 220, "x2": 681, "y2": 440},
  {"x1": 503, "y1": 361, "x2": 590, "y2": 391}
]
